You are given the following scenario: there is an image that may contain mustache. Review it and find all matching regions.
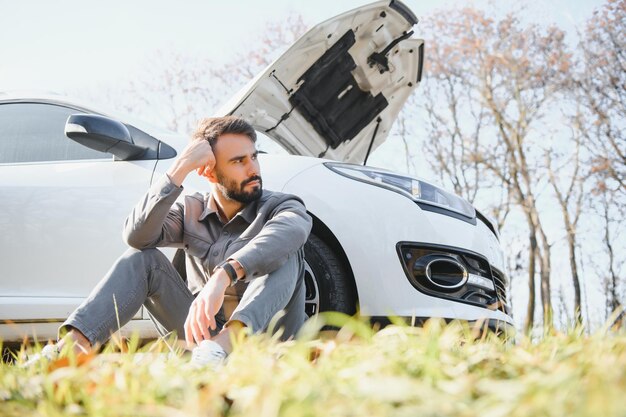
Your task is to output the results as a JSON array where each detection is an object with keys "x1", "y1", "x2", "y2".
[{"x1": 241, "y1": 175, "x2": 262, "y2": 187}]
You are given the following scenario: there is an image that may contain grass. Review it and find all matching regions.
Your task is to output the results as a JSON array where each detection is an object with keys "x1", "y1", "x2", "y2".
[{"x1": 1, "y1": 315, "x2": 625, "y2": 417}]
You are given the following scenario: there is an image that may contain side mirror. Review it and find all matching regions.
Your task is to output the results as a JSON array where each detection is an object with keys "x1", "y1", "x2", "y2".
[{"x1": 65, "y1": 114, "x2": 148, "y2": 160}]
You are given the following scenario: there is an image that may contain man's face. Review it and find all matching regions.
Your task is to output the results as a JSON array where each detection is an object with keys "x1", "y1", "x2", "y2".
[{"x1": 211, "y1": 133, "x2": 262, "y2": 204}]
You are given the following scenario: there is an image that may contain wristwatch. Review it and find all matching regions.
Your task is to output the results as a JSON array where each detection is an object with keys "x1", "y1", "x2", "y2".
[{"x1": 215, "y1": 260, "x2": 239, "y2": 287}]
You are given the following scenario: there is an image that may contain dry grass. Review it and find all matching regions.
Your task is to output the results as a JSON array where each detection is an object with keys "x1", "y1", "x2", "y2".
[{"x1": 1, "y1": 315, "x2": 625, "y2": 417}]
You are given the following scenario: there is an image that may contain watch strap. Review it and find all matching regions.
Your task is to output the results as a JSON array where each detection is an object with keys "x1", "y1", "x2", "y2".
[{"x1": 216, "y1": 261, "x2": 238, "y2": 287}]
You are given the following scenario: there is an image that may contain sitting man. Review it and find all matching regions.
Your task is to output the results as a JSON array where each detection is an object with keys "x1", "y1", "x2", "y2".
[{"x1": 39, "y1": 116, "x2": 312, "y2": 367}]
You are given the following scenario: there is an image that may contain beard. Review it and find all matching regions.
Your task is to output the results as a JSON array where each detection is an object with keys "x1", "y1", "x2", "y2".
[{"x1": 216, "y1": 172, "x2": 263, "y2": 204}]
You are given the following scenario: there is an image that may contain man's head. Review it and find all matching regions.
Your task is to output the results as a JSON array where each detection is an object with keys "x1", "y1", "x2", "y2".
[{"x1": 192, "y1": 116, "x2": 262, "y2": 204}]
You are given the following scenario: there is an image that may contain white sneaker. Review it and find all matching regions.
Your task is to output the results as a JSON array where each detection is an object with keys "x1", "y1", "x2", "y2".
[
  {"x1": 190, "y1": 340, "x2": 227, "y2": 369},
  {"x1": 22, "y1": 344, "x2": 60, "y2": 367}
]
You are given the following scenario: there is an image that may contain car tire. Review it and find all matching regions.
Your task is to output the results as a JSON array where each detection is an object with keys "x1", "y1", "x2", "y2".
[{"x1": 303, "y1": 234, "x2": 357, "y2": 317}]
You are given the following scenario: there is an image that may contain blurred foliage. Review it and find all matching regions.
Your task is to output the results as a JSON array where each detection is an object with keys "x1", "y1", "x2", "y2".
[{"x1": 2, "y1": 316, "x2": 625, "y2": 417}]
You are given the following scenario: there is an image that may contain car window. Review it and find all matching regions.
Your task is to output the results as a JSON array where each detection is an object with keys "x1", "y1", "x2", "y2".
[{"x1": 0, "y1": 102, "x2": 111, "y2": 163}]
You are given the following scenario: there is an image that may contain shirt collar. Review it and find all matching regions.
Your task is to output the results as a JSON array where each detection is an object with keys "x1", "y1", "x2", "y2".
[
  {"x1": 238, "y1": 199, "x2": 258, "y2": 224},
  {"x1": 198, "y1": 192, "x2": 258, "y2": 224}
]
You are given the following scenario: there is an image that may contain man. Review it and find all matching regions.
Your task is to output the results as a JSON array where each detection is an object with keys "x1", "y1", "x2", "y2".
[{"x1": 35, "y1": 116, "x2": 312, "y2": 366}]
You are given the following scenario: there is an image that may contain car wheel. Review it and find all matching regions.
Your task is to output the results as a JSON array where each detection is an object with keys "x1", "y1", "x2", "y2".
[{"x1": 303, "y1": 234, "x2": 357, "y2": 317}]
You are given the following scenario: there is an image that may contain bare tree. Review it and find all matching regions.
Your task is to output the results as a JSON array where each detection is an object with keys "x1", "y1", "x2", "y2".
[
  {"x1": 418, "y1": 42, "x2": 494, "y2": 205},
  {"x1": 545, "y1": 120, "x2": 586, "y2": 326},
  {"x1": 596, "y1": 185, "x2": 625, "y2": 327},
  {"x1": 576, "y1": 0, "x2": 625, "y2": 202},
  {"x1": 393, "y1": 104, "x2": 419, "y2": 175},
  {"x1": 574, "y1": 0, "x2": 625, "y2": 328},
  {"x1": 418, "y1": 7, "x2": 573, "y2": 331}
]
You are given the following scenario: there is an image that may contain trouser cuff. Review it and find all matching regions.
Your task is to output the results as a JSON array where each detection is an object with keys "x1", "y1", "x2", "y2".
[
  {"x1": 59, "y1": 317, "x2": 100, "y2": 347},
  {"x1": 227, "y1": 312, "x2": 256, "y2": 333}
]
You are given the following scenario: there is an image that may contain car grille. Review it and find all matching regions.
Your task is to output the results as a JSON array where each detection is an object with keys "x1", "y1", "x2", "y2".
[{"x1": 491, "y1": 267, "x2": 509, "y2": 313}]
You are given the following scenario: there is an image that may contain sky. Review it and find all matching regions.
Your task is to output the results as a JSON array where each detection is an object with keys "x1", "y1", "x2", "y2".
[{"x1": 0, "y1": 0, "x2": 604, "y2": 94}]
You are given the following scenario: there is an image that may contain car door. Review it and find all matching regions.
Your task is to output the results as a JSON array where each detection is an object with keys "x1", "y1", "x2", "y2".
[{"x1": 0, "y1": 101, "x2": 156, "y2": 322}]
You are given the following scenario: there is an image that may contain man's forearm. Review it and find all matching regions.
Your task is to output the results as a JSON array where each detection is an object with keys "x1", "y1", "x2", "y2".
[
  {"x1": 230, "y1": 198, "x2": 312, "y2": 280},
  {"x1": 166, "y1": 159, "x2": 194, "y2": 187}
]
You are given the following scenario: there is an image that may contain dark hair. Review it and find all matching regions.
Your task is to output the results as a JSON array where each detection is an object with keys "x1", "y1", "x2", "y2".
[{"x1": 191, "y1": 116, "x2": 257, "y2": 147}]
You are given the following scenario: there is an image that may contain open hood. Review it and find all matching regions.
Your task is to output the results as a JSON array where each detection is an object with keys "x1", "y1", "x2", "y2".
[{"x1": 218, "y1": 0, "x2": 424, "y2": 163}]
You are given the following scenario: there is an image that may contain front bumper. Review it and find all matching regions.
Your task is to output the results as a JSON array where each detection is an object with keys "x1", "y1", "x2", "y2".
[{"x1": 369, "y1": 316, "x2": 516, "y2": 337}]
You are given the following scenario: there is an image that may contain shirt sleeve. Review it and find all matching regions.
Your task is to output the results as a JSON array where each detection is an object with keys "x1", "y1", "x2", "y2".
[
  {"x1": 230, "y1": 197, "x2": 312, "y2": 280},
  {"x1": 123, "y1": 174, "x2": 186, "y2": 249}
]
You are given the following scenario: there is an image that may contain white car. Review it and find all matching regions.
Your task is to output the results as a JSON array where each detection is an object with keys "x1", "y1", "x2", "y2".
[{"x1": 0, "y1": 1, "x2": 512, "y2": 342}]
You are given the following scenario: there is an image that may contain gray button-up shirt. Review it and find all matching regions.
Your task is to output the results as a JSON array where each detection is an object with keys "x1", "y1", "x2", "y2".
[{"x1": 123, "y1": 174, "x2": 313, "y2": 295}]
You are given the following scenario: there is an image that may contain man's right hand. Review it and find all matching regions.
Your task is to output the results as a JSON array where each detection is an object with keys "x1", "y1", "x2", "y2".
[
  {"x1": 184, "y1": 268, "x2": 230, "y2": 346},
  {"x1": 166, "y1": 140, "x2": 216, "y2": 187}
]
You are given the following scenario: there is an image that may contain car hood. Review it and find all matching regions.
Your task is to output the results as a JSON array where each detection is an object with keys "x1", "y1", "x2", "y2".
[{"x1": 217, "y1": 0, "x2": 424, "y2": 163}]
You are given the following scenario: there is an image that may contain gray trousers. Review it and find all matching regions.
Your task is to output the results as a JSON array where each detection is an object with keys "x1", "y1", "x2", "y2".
[{"x1": 61, "y1": 248, "x2": 306, "y2": 346}]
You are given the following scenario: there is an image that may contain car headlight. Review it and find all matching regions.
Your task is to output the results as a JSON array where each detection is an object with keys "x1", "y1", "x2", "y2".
[{"x1": 325, "y1": 162, "x2": 475, "y2": 219}]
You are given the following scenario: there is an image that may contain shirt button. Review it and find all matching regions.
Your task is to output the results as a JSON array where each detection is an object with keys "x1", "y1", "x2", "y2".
[
  {"x1": 223, "y1": 231, "x2": 229, "y2": 236},
  {"x1": 212, "y1": 251, "x2": 218, "y2": 257}
]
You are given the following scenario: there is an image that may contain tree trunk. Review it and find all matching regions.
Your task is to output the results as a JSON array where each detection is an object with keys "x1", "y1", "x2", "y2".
[
  {"x1": 524, "y1": 232, "x2": 538, "y2": 333},
  {"x1": 525, "y1": 193, "x2": 553, "y2": 329},
  {"x1": 538, "y1": 242, "x2": 552, "y2": 329},
  {"x1": 602, "y1": 193, "x2": 622, "y2": 328},
  {"x1": 545, "y1": 144, "x2": 584, "y2": 327},
  {"x1": 567, "y1": 227, "x2": 583, "y2": 325}
]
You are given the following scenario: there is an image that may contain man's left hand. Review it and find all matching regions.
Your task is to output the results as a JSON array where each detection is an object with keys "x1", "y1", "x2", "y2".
[{"x1": 184, "y1": 270, "x2": 230, "y2": 347}]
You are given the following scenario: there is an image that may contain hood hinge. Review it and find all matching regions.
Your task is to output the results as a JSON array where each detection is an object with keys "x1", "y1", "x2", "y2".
[{"x1": 367, "y1": 30, "x2": 414, "y2": 73}]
